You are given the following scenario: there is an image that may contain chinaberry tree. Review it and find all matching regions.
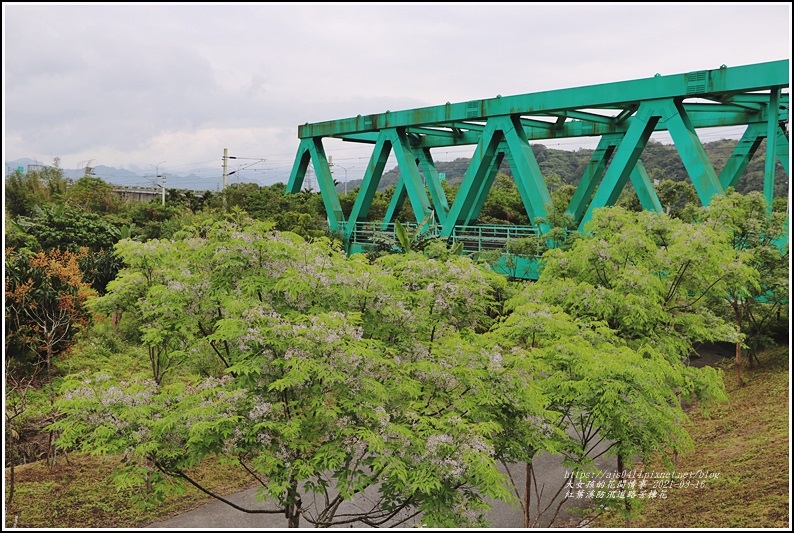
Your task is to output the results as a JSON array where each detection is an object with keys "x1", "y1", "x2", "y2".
[
  {"x1": 51, "y1": 205, "x2": 748, "y2": 528},
  {"x1": 699, "y1": 189, "x2": 789, "y2": 384},
  {"x1": 486, "y1": 205, "x2": 736, "y2": 524},
  {"x1": 55, "y1": 219, "x2": 521, "y2": 527}
]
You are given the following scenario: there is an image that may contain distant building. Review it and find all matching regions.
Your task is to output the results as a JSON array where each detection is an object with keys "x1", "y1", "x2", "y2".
[{"x1": 111, "y1": 186, "x2": 162, "y2": 203}]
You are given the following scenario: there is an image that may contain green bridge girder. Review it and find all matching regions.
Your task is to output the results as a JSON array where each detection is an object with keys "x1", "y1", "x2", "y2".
[{"x1": 287, "y1": 59, "x2": 789, "y2": 277}]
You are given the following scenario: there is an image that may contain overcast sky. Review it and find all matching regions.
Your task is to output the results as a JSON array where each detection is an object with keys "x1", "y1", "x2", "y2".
[{"x1": 3, "y1": 2, "x2": 792, "y2": 189}]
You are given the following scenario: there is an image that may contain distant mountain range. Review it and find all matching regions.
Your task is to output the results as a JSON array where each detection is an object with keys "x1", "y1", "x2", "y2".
[
  {"x1": 6, "y1": 137, "x2": 787, "y2": 199},
  {"x1": 5, "y1": 158, "x2": 231, "y2": 192}
]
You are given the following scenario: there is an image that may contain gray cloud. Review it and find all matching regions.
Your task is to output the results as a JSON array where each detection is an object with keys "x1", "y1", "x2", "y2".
[{"x1": 3, "y1": 2, "x2": 791, "y2": 181}]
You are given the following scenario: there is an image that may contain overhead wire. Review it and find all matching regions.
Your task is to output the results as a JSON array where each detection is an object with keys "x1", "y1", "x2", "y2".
[{"x1": 30, "y1": 105, "x2": 770, "y2": 192}]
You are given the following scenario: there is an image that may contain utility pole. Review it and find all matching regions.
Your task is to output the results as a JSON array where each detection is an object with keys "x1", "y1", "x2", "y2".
[
  {"x1": 222, "y1": 148, "x2": 228, "y2": 211},
  {"x1": 329, "y1": 156, "x2": 349, "y2": 194},
  {"x1": 154, "y1": 160, "x2": 166, "y2": 206}
]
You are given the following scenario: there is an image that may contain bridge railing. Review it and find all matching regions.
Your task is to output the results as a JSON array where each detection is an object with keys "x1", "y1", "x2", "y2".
[
  {"x1": 449, "y1": 224, "x2": 540, "y2": 252},
  {"x1": 344, "y1": 221, "x2": 540, "y2": 252},
  {"x1": 344, "y1": 221, "x2": 425, "y2": 245}
]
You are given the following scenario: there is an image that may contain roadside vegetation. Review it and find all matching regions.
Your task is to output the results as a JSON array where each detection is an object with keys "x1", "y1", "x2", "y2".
[
  {"x1": 4, "y1": 142, "x2": 789, "y2": 528},
  {"x1": 4, "y1": 344, "x2": 788, "y2": 528},
  {"x1": 592, "y1": 344, "x2": 789, "y2": 528},
  {"x1": 4, "y1": 453, "x2": 255, "y2": 528}
]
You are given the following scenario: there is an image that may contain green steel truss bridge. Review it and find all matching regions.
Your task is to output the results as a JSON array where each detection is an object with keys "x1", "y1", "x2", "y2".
[{"x1": 287, "y1": 59, "x2": 790, "y2": 279}]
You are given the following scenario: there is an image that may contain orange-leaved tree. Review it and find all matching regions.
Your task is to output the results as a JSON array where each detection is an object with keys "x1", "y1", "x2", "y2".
[{"x1": 5, "y1": 246, "x2": 97, "y2": 466}]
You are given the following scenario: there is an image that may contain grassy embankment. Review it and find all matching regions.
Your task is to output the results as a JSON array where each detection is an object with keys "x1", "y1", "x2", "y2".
[
  {"x1": 4, "y1": 344, "x2": 790, "y2": 528},
  {"x1": 593, "y1": 343, "x2": 790, "y2": 528}
]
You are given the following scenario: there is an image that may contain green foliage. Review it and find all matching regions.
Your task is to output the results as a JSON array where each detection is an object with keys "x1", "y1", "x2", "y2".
[
  {"x1": 67, "y1": 176, "x2": 121, "y2": 214},
  {"x1": 59, "y1": 319, "x2": 151, "y2": 379},
  {"x1": 4, "y1": 213, "x2": 40, "y2": 252},
  {"x1": 6, "y1": 203, "x2": 125, "y2": 294},
  {"x1": 271, "y1": 210, "x2": 327, "y2": 240},
  {"x1": 56, "y1": 222, "x2": 520, "y2": 527},
  {"x1": 654, "y1": 179, "x2": 699, "y2": 221},
  {"x1": 496, "y1": 303, "x2": 698, "y2": 465},
  {"x1": 124, "y1": 202, "x2": 183, "y2": 241},
  {"x1": 199, "y1": 182, "x2": 329, "y2": 240},
  {"x1": 77, "y1": 248, "x2": 125, "y2": 296},
  {"x1": 699, "y1": 190, "x2": 789, "y2": 366},
  {"x1": 594, "y1": 346, "x2": 789, "y2": 528},
  {"x1": 5, "y1": 144, "x2": 777, "y2": 528},
  {"x1": 483, "y1": 206, "x2": 740, "y2": 524},
  {"x1": 473, "y1": 201, "x2": 580, "y2": 281},
  {"x1": 423, "y1": 239, "x2": 464, "y2": 260},
  {"x1": 366, "y1": 187, "x2": 395, "y2": 222},
  {"x1": 477, "y1": 174, "x2": 530, "y2": 225},
  {"x1": 12, "y1": 204, "x2": 118, "y2": 254},
  {"x1": 367, "y1": 214, "x2": 448, "y2": 261},
  {"x1": 163, "y1": 189, "x2": 215, "y2": 212},
  {"x1": 4, "y1": 159, "x2": 71, "y2": 218},
  {"x1": 537, "y1": 206, "x2": 743, "y2": 362},
  {"x1": 52, "y1": 204, "x2": 748, "y2": 527}
]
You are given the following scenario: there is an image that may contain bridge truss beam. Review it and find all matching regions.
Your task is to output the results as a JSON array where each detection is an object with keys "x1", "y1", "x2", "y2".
[{"x1": 287, "y1": 59, "x2": 789, "y2": 261}]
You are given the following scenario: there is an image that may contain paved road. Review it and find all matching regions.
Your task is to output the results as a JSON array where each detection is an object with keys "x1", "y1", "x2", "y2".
[{"x1": 146, "y1": 449, "x2": 614, "y2": 529}]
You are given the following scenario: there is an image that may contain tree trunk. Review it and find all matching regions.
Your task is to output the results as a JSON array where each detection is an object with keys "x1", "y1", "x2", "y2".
[
  {"x1": 46, "y1": 341, "x2": 57, "y2": 467},
  {"x1": 618, "y1": 451, "x2": 630, "y2": 521},
  {"x1": 286, "y1": 480, "x2": 301, "y2": 528},
  {"x1": 735, "y1": 309, "x2": 744, "y2": 386},
  {"x1": 735, "y1": 341, "x2": 744, "y2": 385},
  {"x1": 6, "y1": 435, "x2": 16, "y2": 504}
]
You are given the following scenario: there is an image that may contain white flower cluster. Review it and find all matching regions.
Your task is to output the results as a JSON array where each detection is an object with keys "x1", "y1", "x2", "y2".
[
  {"x1": 373, "y1": 405, "x2": 390, "y2": 428},
  {"x1": 487, "y1": 346, "x2": 503, "y2": 371},
  {"x1": 196, "y1": 375, "x2": 233, "y2": 391},
  {"x1": 420, "y1": 430, "x2": 494, "y2": 482},
  {"x1": 247, "y1": 398, "x2": 273, "y2": 421}
]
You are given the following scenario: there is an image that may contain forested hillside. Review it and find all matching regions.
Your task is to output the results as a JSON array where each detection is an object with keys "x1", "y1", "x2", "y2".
[{"x1": 344, "y1": 138, "x2": 788, "y2": 199}]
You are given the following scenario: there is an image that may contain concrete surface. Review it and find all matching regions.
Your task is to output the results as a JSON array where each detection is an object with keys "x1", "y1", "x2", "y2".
[{"x1": 145, "y1": 449, "x2": 613, "y2": 529}]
